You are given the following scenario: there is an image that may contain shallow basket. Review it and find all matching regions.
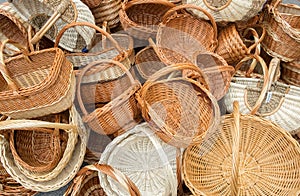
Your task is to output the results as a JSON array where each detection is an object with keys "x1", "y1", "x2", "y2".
[
  {"x1": 99, "y1": 122, "x2": 178, "y2": 196},
  {"x1": 64, "y1": 164, "x2": 141, "y2": 196},
  {"x1": 183, "y1": 101, "x2": 300, "y2": 195},
  {"x1": 136, "y1": 63, "x2": 220, "y2": 148},
  {"x1": 119, "y1": 0, "x2": 175, "y2": 40},
  {"x1": 281, "y1": 60, "x2": 300, "y2": 87}
]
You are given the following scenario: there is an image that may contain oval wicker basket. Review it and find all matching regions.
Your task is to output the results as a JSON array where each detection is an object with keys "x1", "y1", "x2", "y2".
[
  {"x1": 99, "y1": 122, "x2": 178, "y2": 196},
  {"x1": 261, "y1": 0, "x2": 300, "y2": 62},
  {"x1": 65, "y1": 164, "x2": 141, "y2": 196},
  {"x1": 119, "y1": 0, "x2": 175, "y2": 40},
  {"x1": 182, "y1": 0, "x2": 267, "y2": 22},
  {"x1": 281, "y1": 60, "x2": 300, "y2": 87},
  {"x1": 136, "y1": 63, "x2": 220, "y2": 148},
  {"x1": 183, "y1": 101, "x2": 300, "y2": 195},
  {"x1": 156, "y1": 4, "x2": 218, "y2": 65}
]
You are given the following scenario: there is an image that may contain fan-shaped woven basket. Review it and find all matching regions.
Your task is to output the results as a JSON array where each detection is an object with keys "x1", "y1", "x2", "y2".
[
  {"x1": 261, "y1": 1, "x2": 300, "y2": 62},
  {"x1": 136, "y1": 63, "x2": 220, "y2": 148},
  {"x1": 0, "y1": 106, "x2": 88, "y2": 192},
  {"x1": 99, "y1": 122, "x2": 178, "y2": 196},
  {"x1": 77, "y1": 59, "x2": 142, "y2": 136},
  {"x1": 156, "y1": 4, "x2": 218, "y2": 65},
  {"x1": 182, "y1": 0, "x2": 267, "y2": 22},
  {"x1": 0, "y1": 39, "x2": 75, "y2": 119},
  {"x1": 281, "y1": 60, "x2": 300, "y2": 87},
  {"x1": 119, "y1": 0, "x2": 175, "y2": 40},
  {"x1": 10, "y1": 0, "x2": 96, "y2": 52},
  {"x1": 65, "y1": 164, "x2": 141, "y2": 196},
  {"x1": 183, "y1": 101, "x2": 300, "y2": 195}
]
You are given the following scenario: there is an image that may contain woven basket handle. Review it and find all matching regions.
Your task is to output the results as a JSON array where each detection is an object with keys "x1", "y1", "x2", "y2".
[
  {"x1": 77, "y1": 59, "x2": 138, "y2": 118},
  {"x1": 122, "y1": 0, "x2": 175, "y2": 9},
  {"x1": 231, "y1": 101, "x2": 241, "y2": 195},
  {"x1": 64, "y1": 163, "x2": 141, "y2": 196},
  {"x1": 54, "y1": 21, "x2": 124, "y2": 53},
  {"x1": 30, "y1": 0, "x2": 77, "y2": 44},
  {"x1": 161, "y1": 4, "x2": 218, "y2": 50},
  {"x1": 234, "y1": 54, "x2": 270, "y2": 115},
  {"x1": 203, "y1": 0, "x2": 232, "y2": 11},
  {"x1": 243, "y1": 26, "x2": 266, "y2": 55}
]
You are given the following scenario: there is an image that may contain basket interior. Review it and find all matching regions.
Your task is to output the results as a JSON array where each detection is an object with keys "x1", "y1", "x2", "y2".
[
  {"x1": 78, "y1": 172, "x2": 106, "y2": 195},
  {"x1": 278, "y1": 4, "x2": 300, "y2": 28}
]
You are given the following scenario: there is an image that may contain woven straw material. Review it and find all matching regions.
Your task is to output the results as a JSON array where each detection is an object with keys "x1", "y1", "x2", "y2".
[
  {"x1": 0, "y1": 44, "x2": 75, "y2": 119},
  {"x1": 156, "y1": 4, "x2": 218, "y2": 65},
  {"x1": 281, "y1": 60, "x2": 300, "y2": 86},
  {"x1": 183, "y1": 101, "x2": 300, "y2": 195},
  {"x1": 119, "y1": 0, "x2": 175, "y2": 40},
  {"x1": 99, "y1": 122, "x2": 177, "y2": 196},
  {"x1": 0, "y1": 106, "x2": 88, "y2": 192},
  {"x1": 77, "y1": 59, "x2": 142, "y2": 136},
  {"x1": 65, "y1": 164, "x2": 141, "y2": 196},
  {"x1": 136, "y1": 64, "x2": 220, "y2": 148},
  {"x1": 10, "y1": 0, "x2": 96, "y2": 52},
  {"x1": 90, "y1": 0, "x2": 122, "y2": 29},
  {"x1": 262, "y1": 2, "x2": 300, "y2": 62},
  {"x1": 182, "y1": 0, "x2": 267, "y2": 22}
]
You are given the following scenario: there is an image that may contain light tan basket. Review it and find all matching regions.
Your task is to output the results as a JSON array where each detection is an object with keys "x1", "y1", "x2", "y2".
[{"x1": 183, "y1": 101, "x2": 300, "y2": 195}]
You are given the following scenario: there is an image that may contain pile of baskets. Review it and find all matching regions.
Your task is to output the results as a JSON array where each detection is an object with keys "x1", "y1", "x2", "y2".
[{"x1": 0, "y1": 0, "x2": 300, "y2": 195}]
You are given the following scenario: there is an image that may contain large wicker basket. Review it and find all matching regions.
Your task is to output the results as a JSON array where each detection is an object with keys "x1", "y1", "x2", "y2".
[
  {"x1": 183, "y1": 101, "x2": 300, "y2": 195},
  {"x1": 281, "y1": 60, "x2": 300, "y2": 87}
]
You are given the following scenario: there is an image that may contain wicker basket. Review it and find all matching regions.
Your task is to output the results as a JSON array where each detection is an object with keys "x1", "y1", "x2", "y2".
[
  {"x1": 65, "y1": 164, "x2": 141, "y2": 196},
  {"x1": 281, "y1": 60, "x2": 300, "y2": 87},
  {"x1": 77, "y1": 59, "x2": 142, "y2": 136},
  {"x1": 182, "y1": 0, "x2": 267, "y2": 22},
  {"x1": 136, "y1": 63, "x2": 220, "y2": 148},
  {"x1": 119, "y1": 0, "x2": 175, "y2": 40},
  {"x1": 215, "y1": 24, "x2": 266, "y2": 65},
  {"x1": 0, "y1": 106, "x2": 88, "y2": 192},
  {"x1": 156, "y1": 4, "x2": 218, "y2": 65},
  {"x1": 99, "y1": 122, "x2": 178, "y2": 196},
  {"x1": 261, "y1": 0, "x2": 300, "y2": 62},
  {"x1": 0, "y1": 39, "x2": 75, "y2": 119},
  {"x1": 10, "y1": 0, "x2": 96, "y2": 52},
  {"x1": 183, "y1": 101, "x2": 300, "y2": 195}
]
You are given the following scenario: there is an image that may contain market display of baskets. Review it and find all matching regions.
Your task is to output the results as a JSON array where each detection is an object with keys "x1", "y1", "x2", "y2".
[{"x1": 0, "y1": 0, "x2": 299, "y2": 195}]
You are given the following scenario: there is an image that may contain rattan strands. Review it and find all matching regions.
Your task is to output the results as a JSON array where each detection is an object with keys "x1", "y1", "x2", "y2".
[
  {"x1": 281, "y1": 60, "x2": 300, "y2": 86},
  {"x1": 183, "y1": 101, "x2": 300, "y2": 195}
]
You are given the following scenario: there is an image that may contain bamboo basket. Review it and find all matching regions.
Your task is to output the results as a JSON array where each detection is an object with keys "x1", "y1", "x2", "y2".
[
  {"x1": 77, "y1": 59, "x2": 142, "y2": 136},
  {"x1": 119, "y1": 0, "x2": 175, "y2": 40},
  {"x1": 136, "y1": 63, "x2": 220, "y2": 148},
  {"x1": 0, "y1": 39, "x2": 75, "y2": 119},
  {"x1": 0, "y1": 106, "x2": 88, "y2": 192},
  {"x1": 99, "y1": 122, "x2": 178, "y2": 196},
  {"x1": 10, "y1": 0, "x2": 96, "y2": 52},
  {"x1": 261, "y1": 0, "x2": 300, "y2": 62},
  {"x1": 156, "y1": 4, "x2": 218, "y2": 65},
  {"x1": 182, "y1": 0, "x2": 267, "y2": 22},
  {"x1": 64, "y1": 164, "x2": 141, "y2": 196},
  {"x1": 281, "y1": 60, "x2": 300, "y2": 87},
  {"x1": 183, "y1": 101, "x2": 300, "y2": 195}
]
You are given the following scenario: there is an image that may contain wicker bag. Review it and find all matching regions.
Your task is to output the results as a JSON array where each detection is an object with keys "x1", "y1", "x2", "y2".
[
  {"x1": 225, "y1": 56, "x2": 300, "y2": 135},
  {"x1": 215, "y1": 25, "x2": 266, "y2": 65},
  {"x1": 0, "y1": 106, "x2": 88, "y2": 192},
  {"x1": 99, "y1": 122, "x2": 178, "y2": 196},
  {"x1": 65, "y1": 163, "x2": 141, "y2": 196},
  {"x1": 182, "y1": 0, "x2": 267, "y2": 22},
  {"x1": 182, "y1": 101, "x2": 300, "y2": 195},
  {"x1": 261, "y1": 0, "x2": 300, "y2": 62},
  {"x1": 156, "y1": 4, "x2": 218, "y2": 65},
  {"x1": 10, "y1": 0, "x2": 96, "y2": 52},
  {"x1": 77, "y1": 59, "x2": 142, "y2": 136},
  {"x1": 136, "y1": 63, "x2": 220, "y2": 148},
  {"x1": 0, "y1": 39, "x2": 75, "y2": 119},
  {"x1": 119, "y1": 0, "x2": 176, "y2": 40},
  {"x1": 281, "y1": 60, "x2": 300, "y2": 87}
]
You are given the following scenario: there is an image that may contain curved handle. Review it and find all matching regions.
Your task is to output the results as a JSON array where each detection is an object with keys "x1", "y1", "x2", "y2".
[
  {"x1": 76, "y1": 59, "x2": 137, "y2": 118},
  {"x1": 64, "y1": 164, "x2": 141, "y2": 196},
  {"x1": 123, "y1": 0, "x2": 175, "y2": 9},
  {"x1": 161, "y1": 4, "x2": 218, "y2": 50},
  {"x1": 243, "y1": 26, "x2": 266, "y2": 55},
  {"x1": 203, "y1": 0, "x2": 232, "y2": 11},
  {"x1": 234, "y1": 54, "x2": 269, "y2": 115},
  {"x1": 231, "y1": 101, "x2": 240, "y2": 195},
  {"x1": 54, "y1": 22, "x2": 124, "y2": 53},
  {"x1": 31, "y1": 0, "x2": 77, "y2": 44}
]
